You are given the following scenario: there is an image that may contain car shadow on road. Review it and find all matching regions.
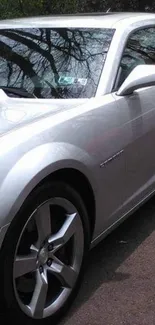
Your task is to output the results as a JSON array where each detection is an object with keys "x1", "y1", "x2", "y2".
[
  {"x1": 61, "y1": 195, "x2": 155, "y2": 322},
  {"x1": 1, "y1": 196, "x2": 155, "y2": 324}
]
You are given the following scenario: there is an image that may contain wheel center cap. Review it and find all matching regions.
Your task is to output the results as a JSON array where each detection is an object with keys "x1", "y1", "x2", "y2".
[{"x1": 38, "y1": 247, "x2": 48, "y2": 264}]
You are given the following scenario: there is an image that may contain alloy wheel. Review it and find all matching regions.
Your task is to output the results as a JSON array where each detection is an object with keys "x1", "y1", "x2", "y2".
[{"x1": 13, "y1": 197, "x2": 84, "y2": 319}]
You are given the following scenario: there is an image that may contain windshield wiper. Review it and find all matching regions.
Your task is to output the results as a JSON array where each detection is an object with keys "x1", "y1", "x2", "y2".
[{"x1": 0, "y1": 86, "x2": 36, "y2": 98}]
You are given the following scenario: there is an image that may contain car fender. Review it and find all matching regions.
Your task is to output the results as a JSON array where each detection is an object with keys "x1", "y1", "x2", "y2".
[{"x1": 0, "y1": 142, "x2": 97, "y2": 229}]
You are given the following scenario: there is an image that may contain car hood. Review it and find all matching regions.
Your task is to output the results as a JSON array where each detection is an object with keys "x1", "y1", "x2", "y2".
[{"x1": 0, "y1": 90, "x2": 88, "y2": 137}]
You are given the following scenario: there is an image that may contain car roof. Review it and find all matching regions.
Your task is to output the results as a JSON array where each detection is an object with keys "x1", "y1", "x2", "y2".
[{"x1": 0, "y1": 12, "x2": 155, "y2": 29}]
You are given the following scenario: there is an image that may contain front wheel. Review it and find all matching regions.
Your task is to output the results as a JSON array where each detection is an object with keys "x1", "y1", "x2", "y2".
[{"x1": 1, "y1": 182, "x2": 90, "y2": 324}]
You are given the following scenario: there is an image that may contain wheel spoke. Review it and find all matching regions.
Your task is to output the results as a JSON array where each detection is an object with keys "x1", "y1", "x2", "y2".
[
  {"x1": 48, "y1": 213, "x2": 78, "y2": 252},
  {"x1": 48, "y1": 256, "x2": 77, "y2": 289},
  {"x1": 14, "y1": 254, "x2": 37, "y2": 278},
  {"x1": 29, "y1": 269, "x2": 48, "y2": 319},
  {"x1": 35, "y1": 203, "x2": 51, "y2": 247}
]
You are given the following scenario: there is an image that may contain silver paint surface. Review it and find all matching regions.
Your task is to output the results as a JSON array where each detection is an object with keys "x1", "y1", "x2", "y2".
[{"x1": 0, "y1": 13, "x2": 155, "y2": 248}]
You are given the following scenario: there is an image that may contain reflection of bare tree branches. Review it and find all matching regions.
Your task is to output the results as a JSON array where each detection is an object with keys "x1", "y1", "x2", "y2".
[
  {"x1": 0, "y1": 40, "x2": 42, "y2": 96},
  {"x1": 46, "y1": 29, "x2": 52, "y2": 52},
  {"x1": 128, "y1": 28, "x2": 155, "y2": 62},
  {"x1": 7, "y1": 62, "x2": 12, "y2": 85},
  {"x1": 128, "y1": 44, "x2": 155, "y2": 63},
  {"x1": 119, "y1": 28, "x2": 155, "y2": 87},
  {"x1": 0, "y1": 30, "x2": 59, "y2": 79},
  {"x1": 0, "y1": 27, "x2": 114, "y2": 98},
  {"x1": 11, "y1": 68, "x2": 22, "y2": 87}
]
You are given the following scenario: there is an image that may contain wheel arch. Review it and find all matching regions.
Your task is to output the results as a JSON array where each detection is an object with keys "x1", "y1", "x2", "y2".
[
  {"x1": 37, "y1": 168, "x2": 96, "y2": 238},
  {"x1": 0, "y1": 143, "x2": 97, "y2": 244}
]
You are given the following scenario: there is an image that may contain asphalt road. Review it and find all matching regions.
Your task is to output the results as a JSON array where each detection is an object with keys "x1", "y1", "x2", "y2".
[
  {"x1": 60, "y1": 195, "x2": 155, "y2": 325},
  {"x1": 1, "y1": 196, "x2": 155, "y2": 325}
]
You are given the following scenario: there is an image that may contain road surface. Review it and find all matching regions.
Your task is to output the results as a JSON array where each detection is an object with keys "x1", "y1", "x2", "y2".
[
  {"x1": 60, "y1": 195, "x2": 155, "y2": 325},
  {"x1": 1, "y1": 196, "x2": 155, "y2": 324}
]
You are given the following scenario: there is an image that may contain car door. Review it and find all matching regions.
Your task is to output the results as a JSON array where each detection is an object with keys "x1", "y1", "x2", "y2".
[{"x1": 112, "y1": 26, "x2": 155, "y2": 216}]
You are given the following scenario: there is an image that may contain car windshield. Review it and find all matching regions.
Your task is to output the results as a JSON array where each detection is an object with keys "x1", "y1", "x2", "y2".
[{"x1": 0, "y1": 27, "x2": 115, "y2": 99}]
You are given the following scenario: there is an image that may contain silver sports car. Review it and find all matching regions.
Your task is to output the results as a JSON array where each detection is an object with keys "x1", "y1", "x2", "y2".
[{"x1": 0, "y1": 11, "x2": 155, "y2": 324}]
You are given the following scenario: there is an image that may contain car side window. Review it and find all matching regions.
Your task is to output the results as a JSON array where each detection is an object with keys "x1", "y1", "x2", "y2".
[{"x1": 115, "y1": 27, "x2": 155, "y2": 89}]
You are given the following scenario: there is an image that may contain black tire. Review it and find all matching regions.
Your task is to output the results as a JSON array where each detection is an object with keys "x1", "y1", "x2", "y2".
[{"x1": 0, "y1": 181, "x2": 90, "y2": 325}]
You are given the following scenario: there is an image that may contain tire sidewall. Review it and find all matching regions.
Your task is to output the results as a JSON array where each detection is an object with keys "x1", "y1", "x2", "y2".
[{"x1": 1, "y1": 181, "x2": 90, "y2": 325}]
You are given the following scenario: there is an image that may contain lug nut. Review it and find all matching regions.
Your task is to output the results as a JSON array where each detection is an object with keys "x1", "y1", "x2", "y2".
[
  {"x1": 47, "y1": 259, "x2": 52, "y2": 267},
  {"x1": 39, "y1": 265, "x2": 43, "y2": 273},
  {"x1": 48, "y1": 244, "x2": 53, "y2": 251}
]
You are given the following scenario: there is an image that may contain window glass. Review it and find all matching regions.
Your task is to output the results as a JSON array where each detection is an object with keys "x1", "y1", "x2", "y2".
[
  {"x1": 0, "y1": 28, "x2": 115, "y2": 98},
  {"x1": 116, "y1": 27, "x2": 155, "y2": 89}
]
